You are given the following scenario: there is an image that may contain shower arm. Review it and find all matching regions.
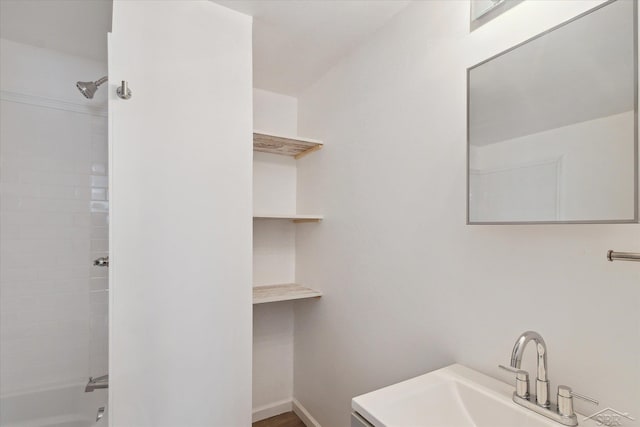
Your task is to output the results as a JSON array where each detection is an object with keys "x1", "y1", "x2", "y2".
[{"x1": 95, "y1": 76, "x2": 108, "y2": 86}]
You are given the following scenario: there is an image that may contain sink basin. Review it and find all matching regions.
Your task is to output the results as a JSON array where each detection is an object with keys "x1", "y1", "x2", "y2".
[{"x1": 352, "y1": 364, "x2": 583, "y2": 427}]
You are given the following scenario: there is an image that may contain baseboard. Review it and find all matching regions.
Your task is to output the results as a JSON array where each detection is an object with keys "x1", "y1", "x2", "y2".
[
  {"x1": 292, "y1": 398, "x2": 322, "y2": 427},
  {"x1": 252, "y1": 398, "x2": 293, "y2": 423}
]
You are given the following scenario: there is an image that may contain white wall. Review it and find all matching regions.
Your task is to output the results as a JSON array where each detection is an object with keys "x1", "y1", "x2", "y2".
[
  {"x1": 471, "y1": 111, "x2": 636, "y2": 222},
  {"x1": 0, "y1": 39, "x2": 108, "y2": 107},
  {"x1": 294, "y1": 1, "x2": 640, "y2": 426},
  {"x1": 252, "y1": 88, "x2": 298, "y2": 420},
  {"x1": 108, "y1": 2, "x2": 252, "y2": 426},
  {"x1": 0, "y1": 39, "x2": 109, "y2": 396}
]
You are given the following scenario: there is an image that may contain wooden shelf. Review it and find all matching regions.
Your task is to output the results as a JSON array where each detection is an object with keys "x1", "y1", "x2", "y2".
[
  {"x1": 253, "y1": 283, "x2": 323, "y2": 304},
  {"x1": 253, "y1": 131, "x2": 323, "y2": 159},
  {"x1": 253, "y1": 214, "x2": 323, "y2": 223}
]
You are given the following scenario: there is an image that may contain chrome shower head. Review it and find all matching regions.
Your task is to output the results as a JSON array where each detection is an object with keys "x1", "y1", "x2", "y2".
[
  {"x1": 76, "y1": 76, "x2": 108, "y2": 99},
  {"x1": 76, "y1": 81, "x2": 98, "y2": 99}
]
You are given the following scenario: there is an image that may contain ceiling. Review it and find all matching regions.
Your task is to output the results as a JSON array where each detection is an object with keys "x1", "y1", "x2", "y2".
[
  {"x1": 469, "y1": 0, "x2": 634, "y2": 146},
  {"x1": 0, "y1": 0, "x2": 409, "y2": 96},
  {"x1": 213, "y1": 0, "x2": 411, "y2": 95},
  {"x1": 0, "y1": 0, "x2": 112, "y2": 62}
]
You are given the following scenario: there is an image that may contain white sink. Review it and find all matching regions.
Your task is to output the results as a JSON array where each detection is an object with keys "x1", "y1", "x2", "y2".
[{"x1": 352, "y1": 364, "x2": 584, "y2": 427}]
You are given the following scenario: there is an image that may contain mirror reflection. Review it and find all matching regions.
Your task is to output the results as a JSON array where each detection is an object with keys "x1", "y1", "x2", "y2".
[{"x1": 468, "y1": 0, "x2": 637, "y2": 224}]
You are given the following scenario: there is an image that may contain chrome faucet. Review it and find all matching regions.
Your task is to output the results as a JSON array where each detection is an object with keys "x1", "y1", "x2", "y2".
[
  {"x1": 499, "y1": 331, "x2": 598, "y2": 426},
  {"x1": 510, "y1": 331, "x2": 550, "y2": 407},
  {"x1": 85, "y1": 375, "x2": 109, "y2": 392}
]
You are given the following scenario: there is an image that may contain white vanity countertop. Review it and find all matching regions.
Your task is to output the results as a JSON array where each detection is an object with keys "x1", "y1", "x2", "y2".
[{"x1": 352, "y1": 364, "x2": 593, "y2": 427}]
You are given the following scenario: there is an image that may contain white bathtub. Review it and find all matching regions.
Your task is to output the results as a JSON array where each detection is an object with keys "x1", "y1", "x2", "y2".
[{"x1": 0, "y1": 383, "x2": 107, "y2": 427}]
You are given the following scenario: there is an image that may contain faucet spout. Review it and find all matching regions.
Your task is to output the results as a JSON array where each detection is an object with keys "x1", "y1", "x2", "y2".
[
  {"x1": 510, "y1": 331, "x2": 549, "y2": 407},
  {"x1": 510, "y1": 330, "x2": 548, "y2": 382}
]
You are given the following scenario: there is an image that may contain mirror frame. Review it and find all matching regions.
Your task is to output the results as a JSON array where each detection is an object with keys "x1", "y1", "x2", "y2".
[
  {"x1": 466, "y1": 0, "x2": 639, "y2": 225},
  {"x1": 470, "y1": 0, "x2": 524, "y2": 32}
]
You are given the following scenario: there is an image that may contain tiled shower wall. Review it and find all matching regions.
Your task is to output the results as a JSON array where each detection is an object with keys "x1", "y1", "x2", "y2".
[{"x1": 0, "y1": 39, "x2": 109, "y2": 395}]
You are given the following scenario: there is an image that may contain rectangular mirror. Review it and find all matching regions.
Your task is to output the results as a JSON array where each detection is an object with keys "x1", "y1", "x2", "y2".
[{"x1": 467, "y1": 0, "x2": 638, "y2": 224}]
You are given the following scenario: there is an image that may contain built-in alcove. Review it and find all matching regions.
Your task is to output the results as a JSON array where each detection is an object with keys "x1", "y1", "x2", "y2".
[
  {"x1": 253, "y1": 130, "x2": 323, "y2": 304},
  {"x1": 252, "y1": 89, "x2": 323, "y2": 422}
]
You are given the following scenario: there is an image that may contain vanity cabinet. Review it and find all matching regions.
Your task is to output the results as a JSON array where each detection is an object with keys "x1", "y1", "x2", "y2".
[
  {"x1": 252, "y1": 131, "x2": 323, "y2": 304},
  {"x1": 351, "y1": 412, "x2": 374, "y2": 427}
]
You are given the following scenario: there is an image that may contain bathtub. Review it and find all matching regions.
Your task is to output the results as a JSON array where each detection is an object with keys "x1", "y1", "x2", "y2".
[{"x1": 0, "y1": 383, "x2": 107, "y2": 427}]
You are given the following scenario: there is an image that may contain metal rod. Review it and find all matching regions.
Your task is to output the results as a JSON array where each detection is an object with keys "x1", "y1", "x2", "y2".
[
  {"x1": 95, "y1": 76, "x2": 108, "y2": 87},
  {"x1": 607, "y1": 250, "x2": 640, "y2": 262}
]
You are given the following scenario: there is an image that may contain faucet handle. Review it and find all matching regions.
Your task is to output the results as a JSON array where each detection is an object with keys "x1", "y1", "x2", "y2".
[
  {"x1": 558, "y1": 385, "x2": 598, "y2": 404},
  {"x1": 557, "y1": 385, "x2": 598, "y2": 418},
  {"x1": 499, "y1": 364, "x2": 528, "y2": 380},
  {"x1": 499, "y1": 365, "x2": 530, "y2": 398}
]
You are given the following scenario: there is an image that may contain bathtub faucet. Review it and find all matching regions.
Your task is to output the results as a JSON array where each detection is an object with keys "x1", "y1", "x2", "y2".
[{"x1": 85, "y1": 374, "x2": 108, "y2": 392}]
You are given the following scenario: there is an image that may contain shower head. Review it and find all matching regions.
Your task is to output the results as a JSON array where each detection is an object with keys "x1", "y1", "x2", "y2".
[
  {"x1": 76, "y1": 81, "x2": 98, "y2": 99},
  {"x1": 76, "y1": 76, "x2": 108, "y2": 99}
]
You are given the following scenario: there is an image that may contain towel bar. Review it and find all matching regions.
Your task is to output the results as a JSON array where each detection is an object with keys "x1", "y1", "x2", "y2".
[{"x1": 607, "y1": 250, "x2": 640, "y2": 262}]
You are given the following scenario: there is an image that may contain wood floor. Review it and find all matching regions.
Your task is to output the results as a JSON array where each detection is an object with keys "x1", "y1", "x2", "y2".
[{"x1": 252, "y1": 411, "x2": 305, "y2": 427}]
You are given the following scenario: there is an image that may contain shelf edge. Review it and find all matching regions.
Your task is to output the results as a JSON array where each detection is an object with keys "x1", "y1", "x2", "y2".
[
  {"x1": 253, "y1": 214, "x2": 323, "y2": 221},
  {"x1": 252, "y1": 284, "x2": 323, "y2": 305},
  {"x1": 253, "y1": 130, "x2": 322, "y2": 145}
]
